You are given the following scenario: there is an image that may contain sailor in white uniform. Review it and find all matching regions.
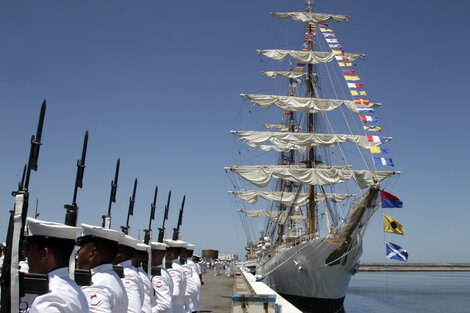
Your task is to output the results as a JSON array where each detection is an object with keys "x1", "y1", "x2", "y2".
[
  {"x1": 113, "y1": 234, "x2": 145, "y2": 313},
  {"x1": 76, "y1": 224, "x2": 128, "y2": 313},
  {"x1": 132, "y1": 243, "x2": 154, "y2": 313},
  {"x1": 179, "y1": 246, "x2": 197, "y2": 313},
  {"x1": 163, "y1": 239, "x2": 187, "y2": 313},
  {"x1": 182, "y1": 244, "x2": 202, "y2": 313},
  {"x1": 150, "y1": 242, "x2": 173, "y2": 313},
  {"x1": 23, "y1": 217, "x2": 89, "y2": 313}
]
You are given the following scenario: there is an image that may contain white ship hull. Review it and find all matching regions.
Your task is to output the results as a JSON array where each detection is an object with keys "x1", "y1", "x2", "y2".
[
  {"x1": 258, "y1": 236, "x2": 362, "y2": 297},
  {"x1": 256, "y1": 186, "x2": 380, "y2": 312}
]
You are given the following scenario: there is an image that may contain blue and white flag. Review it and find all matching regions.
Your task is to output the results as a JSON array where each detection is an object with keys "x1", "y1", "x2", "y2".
[
  {"x1": 374, "y1": 157, "x2": 394, "y2": 166},
  {"x1": 358, "y1": 108, "x2": 375, "y2": 114},
  {"x1": 385, "y1": 242, "x2": 408, "y2": 262}
]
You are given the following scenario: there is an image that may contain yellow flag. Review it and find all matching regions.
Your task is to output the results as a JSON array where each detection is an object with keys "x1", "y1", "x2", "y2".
[
  {"x1": 350, "y1": 90, "x2": 359, "y2": 96},
  {"x1": 370, "y1": 146, "x2": 381, "y2": 154},
  {"x1": 320, "y1": 28, "x2": 333, "y2": 32},
  {"x1": 332, "y1": 50, "x2": 344, "y2": 55},
  {"x1": 338, "y1": 62, "x2": 353, "y2": 67},
  {"x1": 363, "y1": 125, "x2": 382, "y2": 131},
  {"x1": 344, "y1": 75, "x2": 360, "y2": 81},
  {"x1": 383, "y1": 214, "x2": 404, "y2": 235},
  {"x1": 359, "y1": 91, "x2": 367, "y2": 96}
]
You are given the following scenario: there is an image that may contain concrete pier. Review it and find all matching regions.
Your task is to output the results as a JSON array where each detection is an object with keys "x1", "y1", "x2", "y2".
[{"x1": 200, "y1": 268, "x2": 234, "y2": 312}]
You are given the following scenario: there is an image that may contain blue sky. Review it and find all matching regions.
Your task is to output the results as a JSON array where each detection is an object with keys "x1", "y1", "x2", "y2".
[{"x1": 1, "y1": 0, "x2": 469, "y2": 262}]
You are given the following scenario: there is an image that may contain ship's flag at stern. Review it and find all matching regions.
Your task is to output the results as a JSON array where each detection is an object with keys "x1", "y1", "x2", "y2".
[
  {"x1": 383, "y1": 214, "x2": 404, "y2": 235},
  {"x1": 380, "y1": 190, "x2": 403, "y2": 208},
  {"x1": 385, "y1": 242, "x2": 408, "y2": 262}
]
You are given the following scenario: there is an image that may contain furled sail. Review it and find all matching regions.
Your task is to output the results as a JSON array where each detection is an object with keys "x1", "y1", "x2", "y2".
[
  {"x1": 232, "y1": 130, "x2": 391, "y2": 150},
  {"x1": 262, "y1": 71, "x2": 313, "y2": 80},
  {"x1": 271, "y1": 12, "x2": 350, "y2": 24},
  {"x1": 264, "y1": 124, "x2": 301, "y2": 132},
  {"x1": 257, "y1": 49, "x2": 364, "y2": 64},
  {"x1": 230, "y1": 190, "x2": 354, "y2": 206},
  {"x1": 238, "y1": 209, "x2": 310, "y2": 225},
  {"x1": 241, "y1": 94, "x2": 381, "y2": 114},
  {"x1": 225, "y1": 165, "x2": 398, "y2": 189}
]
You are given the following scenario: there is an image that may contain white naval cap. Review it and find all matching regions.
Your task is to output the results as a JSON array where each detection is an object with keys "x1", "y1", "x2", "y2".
[
  {"x1": 119, "y1": 234, "x2": 140, "y2": 249},
  {"x1": 135, "y1": 243, "x2": 150, "y2": 252},
  {"x1": 79, "y1": 224, "x2": 123, "y2": 243},
  {"x1": 26, "y1": 217, "x2": 82, "y2": 241},
  {"x1": 151, "y1": 241, "x2": 168, "y2": 251},
  {"x1": 184, "y1": 243, "x2": 195, "y2": 251},
  {"x1": 163, "y1": 239, "x2": 187, "y2": 248}
]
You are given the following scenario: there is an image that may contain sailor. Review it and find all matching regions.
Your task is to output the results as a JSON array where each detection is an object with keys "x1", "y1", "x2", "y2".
[
  {"x1": 182, "y1": 244, "x2": 202, "y2": 313},
  {"x1": 150, "y1": 241, "x2": 173, "y2": 313},
  {"x1": 23, "y1": 217, "x2": 89, "y2": 312},
  {"x1": 163, "y1": 239, "x2": 187, "y2": 313},
  {"x1": 213, "y1": 260, "x2": 221, "y2": 276},
  {"x1": 179, "y1": 243, "x2": 198, "y2": 313},
  {"x1": 131, "y1": 243, "x2": 153, "y2": 313},
  {"x1": 113, "y1": 234, "x2": 145, "y2": 313},
  {"x1": 76, "y1": 224, "x2": 128, "y2": 313}
]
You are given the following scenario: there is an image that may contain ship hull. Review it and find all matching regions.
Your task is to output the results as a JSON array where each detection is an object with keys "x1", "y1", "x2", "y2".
[
  {"x1": 279, "y1": 294, "x2": 345, "y2": 313},
  {"x1": 257, "y1": 237, "x2": 363, "y2": 313}
]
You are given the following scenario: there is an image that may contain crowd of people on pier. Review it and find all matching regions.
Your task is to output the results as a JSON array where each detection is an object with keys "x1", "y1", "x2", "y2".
[{"x1": 0, "y1": 218, "x2": 207, "y2": 313}]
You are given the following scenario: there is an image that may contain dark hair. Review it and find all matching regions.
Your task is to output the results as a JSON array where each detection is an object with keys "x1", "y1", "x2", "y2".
[
  {"x1": 32, "y1": 237, "x2": 75, "y2": 267},
  {"x1": 92, "y1": 238, "x2": 119, "y2": 263},
  {"x1": 167, "y1": 247, "x2": 181, "y2": 257},
  {"x1": 118, "y1": 245, "x2": 135, "y2": 259},
  {"x1": 133, "y1": 250, "x2": 146, "y2": 259}
]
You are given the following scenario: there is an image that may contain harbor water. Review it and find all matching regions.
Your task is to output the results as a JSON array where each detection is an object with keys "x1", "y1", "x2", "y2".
[{"x1": 344, "y1": 272, "x2": 470, "y2": 313}]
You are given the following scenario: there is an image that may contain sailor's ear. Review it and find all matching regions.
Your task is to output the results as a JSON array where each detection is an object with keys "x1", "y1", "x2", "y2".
[{"x1": 41, "y1": 246, "x2": 51, "y2": 263}]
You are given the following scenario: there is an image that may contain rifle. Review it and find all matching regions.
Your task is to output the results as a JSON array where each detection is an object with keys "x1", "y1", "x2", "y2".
[
  {"x1": 1, "y1": 100, "x2": 49, "y2": 313},
  {"x1": 144, "y1": 186, "x2": 158, "y2": 245},
  {"x1": 121, "y1": 178, "x2": 138, "y2": 235},
  {"x1": 172, "y1": 195, "x2": 186, "y2": 241},
  {"x1": 143, "y1": 186, "x2": 157, "y2": 274},
  {"x1": 157, "y1": 191, "x2": 171, "y2": 243},
  {"x1": 102, "y1": 158, "x2": 120, "y2": 228},
  {"x1": 64, "y1": 131, "x2": 88, "y2": 227},
  {"x1": 63, "y1": 131, "x2": 92, "y2": 286}
]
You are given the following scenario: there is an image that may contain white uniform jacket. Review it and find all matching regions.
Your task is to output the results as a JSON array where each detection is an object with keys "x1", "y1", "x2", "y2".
[
  {"x1": 81, "y1": 263, "x2": 128, "y2": 313},
  {"x1": 182, "y1": 262, "x2": 198, "y2": 313},
  {"x1": 168, "y1": 260, "x2": 187, "y2": 313},
  {"x1": 138, "y1": 266, "x2": 154, "y2": 313},
  {"x1": 187, "y1": 258, "x2": 202, "y2": 312},
  {"x1": 30, "y1": 267, "x2": 89, "y2": 313},
  {"x1": 120, "y1": 260, "x2": 144, "y2": 313},
  {"x1": 151, "y1": 265, "x2": 173, "y2": 313}
]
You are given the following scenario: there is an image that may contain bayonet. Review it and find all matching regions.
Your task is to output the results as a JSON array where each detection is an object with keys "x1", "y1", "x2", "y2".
[
  {"x1": 64, "y1": 131, "x2": 88, "y2": 226},
  {"x1": 102, "y1": 158, "x2": 120, "y2": 228},
  {"x1": 172, "y1": 195, "x2": 186, "y2": 241},
  {"x1": 144, "y1": 186, "x2": 158, "y2": 244},
  {"x1": 121, "y1": 178, "x2": 138, "y2": 235},
  {"x1": 158, "y1": 190, "x2": 171, "y2": 243}
]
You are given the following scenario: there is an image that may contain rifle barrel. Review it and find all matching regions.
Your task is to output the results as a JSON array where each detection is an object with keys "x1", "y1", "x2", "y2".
[
  {"x1": 24, "y1": 100, "x2": 46, "y2": 190},
  {"x1": 72, "y1": 131, "x2": 88, "y2": 204},
  {"x1": 107, "y1": 158, "x2": 120, "y2": 216}
]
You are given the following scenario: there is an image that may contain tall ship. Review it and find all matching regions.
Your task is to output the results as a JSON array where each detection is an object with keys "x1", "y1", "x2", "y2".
[{"x1": 225, "y1": 1, "x2": 400, "y2": 312}]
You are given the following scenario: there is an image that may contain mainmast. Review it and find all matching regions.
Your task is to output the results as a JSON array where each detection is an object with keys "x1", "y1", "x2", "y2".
[{"x1": 306, "y1": 0, "x2": 317, "y2": 237}]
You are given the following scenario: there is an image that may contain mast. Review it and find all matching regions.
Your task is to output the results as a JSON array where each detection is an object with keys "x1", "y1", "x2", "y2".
[{"x1": 306, "y1": 0, "x2": 317, "y2": 237}]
